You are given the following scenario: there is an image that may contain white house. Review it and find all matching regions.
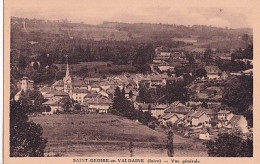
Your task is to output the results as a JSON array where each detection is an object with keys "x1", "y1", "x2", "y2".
[
  {"x1": 72, "y1": 89, "x2": 88, "y2": 103},
  {"x1": 228, "y1": 115, "x2": 249, "y2": 133},
  {"x1": 162, "y1": 113, "x2": 179, "y2": 126},
  {"x1": 205, "y1": 66, "x2": 222, "y2": 80}
]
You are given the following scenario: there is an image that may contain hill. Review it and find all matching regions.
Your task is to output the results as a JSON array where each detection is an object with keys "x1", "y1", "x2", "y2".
[
  {"x1": 31, "y1": 114, "x2": 166, "y2": 142},
  {"x1": 30, "y1": 114, "x2": 208, "y2": 157}
]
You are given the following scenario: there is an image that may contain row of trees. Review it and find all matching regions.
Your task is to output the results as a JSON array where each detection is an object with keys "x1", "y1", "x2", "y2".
[
  {"x1": 137, "y1": 80, "x2": 189, "y2": 104},
  {"x1": 112, "y1": 87, "x2": 156, "y2": 126}
]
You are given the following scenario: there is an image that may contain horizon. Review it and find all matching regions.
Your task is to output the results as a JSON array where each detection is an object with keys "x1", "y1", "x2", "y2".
[
  {"x1": 10, "y1": 0, "x2": 254, "y2": 29},
  {"x1": 11, "y1": 16, "x2": 253, "y2": 30}
]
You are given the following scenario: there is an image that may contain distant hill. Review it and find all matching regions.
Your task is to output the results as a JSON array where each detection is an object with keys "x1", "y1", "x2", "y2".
[{"x1": 11, "y1": 17, "x2": 253, "y2": 42}]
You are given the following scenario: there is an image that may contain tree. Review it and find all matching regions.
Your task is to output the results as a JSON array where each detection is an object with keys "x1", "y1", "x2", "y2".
[
  {"x1": 18, "y1": 55, "x2": 28, "y2": 70},
  {"x1": 10, "y1": 100, "x2": 47, "y2": 157},
  {"x1": 166, "y1": 131, "x2": 174, "y2": 157},
  {"x1": 61, "y1": 96, "x2": 73, "y2": 112},
  {"x1": 129, "y1": 141, "x2": 134, "y2": 157},
  {"x1": 222, "y1": 75, "x2": 253, "y2": 126},
  {"x1": 206, "y1": 133, "x2": 253, "y2": 157},
  {"x1": 74, "y1": 104, "x2": 81, "y2": 111},
  {"x1": 195, "y1": 68, "x2": 207, "y2": 78}
]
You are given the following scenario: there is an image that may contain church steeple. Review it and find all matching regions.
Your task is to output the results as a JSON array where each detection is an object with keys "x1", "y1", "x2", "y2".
[
  {"x1": 65, "y1": 61, "x2": 70, "y2": 78},
  {"x1": 63, "y1": 55, "x2": 72, "y2": 97}
]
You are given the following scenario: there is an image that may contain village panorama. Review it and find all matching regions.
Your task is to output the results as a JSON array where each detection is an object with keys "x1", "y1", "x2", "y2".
[{"x1": 10, "y1": 17, "x2": 253, "y2": 157}]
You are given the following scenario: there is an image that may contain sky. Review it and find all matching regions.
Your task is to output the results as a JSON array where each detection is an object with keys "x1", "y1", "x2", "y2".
[{"x1": 9, "y1": 0, "x2": 254, "y2": 28}]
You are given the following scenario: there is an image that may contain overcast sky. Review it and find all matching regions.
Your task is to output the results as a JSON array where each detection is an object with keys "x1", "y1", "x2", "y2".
[{"x1": 10, "y1": 0, "x2": 254, "y2": 28}]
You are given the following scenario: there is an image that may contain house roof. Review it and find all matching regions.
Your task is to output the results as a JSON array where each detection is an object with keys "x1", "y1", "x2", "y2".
[
  {"x1": 139, "y1": 104, "x2": 155, "y2": 110},
  {"x1": 163, "y1": 113, "x2": 179, "y2": 120},
  {"x1": 48, "y1": 90, "x2": 69, "y2": 96},
  {"x1": 43, "y1": 93, "x2": 54, "y2": 99},
  {"x1": 53, "y1": 80, "x2": 64, "y2": 87},
  {"x1": 229, "y1": 115, "x2": 242, "y2": 127},
  {"x1": 155, "y1": 104, "x2": 168, "y2": 109},
  {"x1": 164, "y1": 106, "x2": 190, "y2": 114},
  {"x1": 90, "y1": 83, "x2": 100, "y2": 88},
  {"x1": 42, "y1": 100, "x2": 63, "y2": 106},
  {"x1": 197, "y1": 107, "x2": 217, "y2": 115},
  {"x1": 183, "y1": 111, "x2": 196, "y2": 120},
  {"x1": 151, "y1": 77, "x2": 163, "y2": 81},
  {"x1": 205, "y1": 66, "x2": 222, "y2": 74},
  {"x1": 72, "y1": 80, "x2": 88, "y2": 87},
  {"x1": 72, "y1": 89, "x2": 89, "y2": 93},
  {"x1": 192, "y1": 111, "x2": 206, "y2": 118},
  {"x1": 40, "y1": 86, "x2": 53, "y2": 92},
  {"x1": 86, "y1": 98, "x2": 112, "y2": 105},
  {"x1": 218, "y1": 110, "x2": 231, "y2": 114}
]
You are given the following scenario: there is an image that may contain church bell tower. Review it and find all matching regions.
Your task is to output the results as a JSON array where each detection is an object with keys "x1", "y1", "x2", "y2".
[{"x1": 63, "y1": 55, "x2": 72, "y2": 97}]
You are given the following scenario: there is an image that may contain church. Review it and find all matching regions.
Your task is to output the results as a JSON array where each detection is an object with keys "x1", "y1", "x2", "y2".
[{"x1": 52, "y1": 62, "x2": 89, "y2": 103}]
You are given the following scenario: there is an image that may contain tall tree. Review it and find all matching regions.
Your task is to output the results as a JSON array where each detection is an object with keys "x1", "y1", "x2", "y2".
[
  {"x1": 222, "y1": 75, "x2": 253, "y2": 126},
  {"x1": 10, "y1": 100, "x2": 47, "y2": 157},
  {"x1": 166, "y1": 131, "x2": 174, "y2": 157}
]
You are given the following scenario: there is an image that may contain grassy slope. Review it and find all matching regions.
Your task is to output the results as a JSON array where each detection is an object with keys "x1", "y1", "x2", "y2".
[
  {"x1": 30, "y1": 114, "x2": 208, "y2": 156},
  {"x1": 31, "y1": 114, "x2": 167, "y2": 143}
]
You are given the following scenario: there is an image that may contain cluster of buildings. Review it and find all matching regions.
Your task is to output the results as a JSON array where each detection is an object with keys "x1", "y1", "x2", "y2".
[
  {"x1": 13, "y1": 46, "x2": 253, "y2": 140},
  {"x1": 139, "y1": 101, "x2": 250, "y2": 140}
]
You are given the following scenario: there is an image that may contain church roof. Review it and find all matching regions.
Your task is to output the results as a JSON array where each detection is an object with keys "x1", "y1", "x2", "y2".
[
  {"x1": 72, "y1": 89, "x2": 89, "y2": 93},
  {"x1": 53, "y1": 80, "x2": 64, "y2": 87},
  {"x1": 72, "y1": 80, "x2": 88, "y2": 87}
]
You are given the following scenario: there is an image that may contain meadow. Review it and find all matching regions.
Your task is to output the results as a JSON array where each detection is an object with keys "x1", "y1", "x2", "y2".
[{"x1": 31, "y1": 114, "x2": 208, "y2": 157}]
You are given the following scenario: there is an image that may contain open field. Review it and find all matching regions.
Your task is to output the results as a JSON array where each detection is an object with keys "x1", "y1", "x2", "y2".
[{"x1": 30, "y1": 114, "x2": 208, "y2": 157}]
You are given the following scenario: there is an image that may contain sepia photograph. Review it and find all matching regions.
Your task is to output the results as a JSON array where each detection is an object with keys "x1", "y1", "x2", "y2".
[{"x1": 4, "y1": 0, "x2": 258, "y2": 162}]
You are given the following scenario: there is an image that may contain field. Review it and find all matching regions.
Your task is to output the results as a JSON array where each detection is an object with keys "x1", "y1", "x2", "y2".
[{"x1": 30, "y1": 114, "x2": 208, "y2": 157}]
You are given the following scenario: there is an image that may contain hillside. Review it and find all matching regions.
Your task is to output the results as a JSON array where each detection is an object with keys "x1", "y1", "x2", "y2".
[
  {"x1": 30, "y1": 114, "x2": 208, "y2": 157},
  {"x1": 31, "y1": 114, "x2": 166, "y2": 142}
]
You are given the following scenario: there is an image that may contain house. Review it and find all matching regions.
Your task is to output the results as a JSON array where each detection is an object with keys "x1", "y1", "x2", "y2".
[
  {"x1": 158, "y1": 52, "x2": 171, "y2": 60},
  {"x1": 228, "y1": 115, "x2": 248, "y2": 133},
  {"x1": 42, "y1": 100, "x2": 64, "y2": 113},
  {"x1": 191, "y1": 111, "x2": 211, "y2": 127},
  {"x1": 197, "y1": 107, "x2": 218, "y2": 120},
  {"x1": 180, "y1": 110, "x2": 210, "y2": 127},
  {"x1": 17, "y1": 76, "x2": 34, "y2": 91},
  {"x1": 205, "y1": 66, "x2": 222, "y2": 80},
  {"x1": 83, "y1": 98, "x2": 112, "y2": 113},
  {"x1": 164, "y1": 102, "x2": 190, "y2": 118},
  {"x1": 158, "y1": 62, "x2": 170, "y2": 72},
  {"x1": 139, "y1": 78, "x2": 151, "y2": 88},
  {"x1": 150, "y1": 77, "x2": 164, "y2": 88},
  {"x1": 217, "y1": 110, "x2": 233, "y2": 121},
  {"x1": 138, "y1": 103, "x2": 155, "y2": 112},
  {"x1": 199, "y1": 129, "x2": 211, "y2": 140},
  {"x1": 47, "y1": 90, "x2": 69, "y2": 102},
  {"x1": 72, "y1": 89, "x2": 89, "y2": 103},
  {"x1": 39, "y1": 86, "x2": 53, "y2": 96},
  {"x1": 89, "y1": 83, "x2": 101, "y2": 92},
  {"x1": 162, "y1": 113, "x2": 179, "y2": 126},
  {"x1": 99, "y1": 81, "x2": 111, "y2": 91},
  {"x1": 151, "y1": 104, "x2": 168, "y2": 118},
  {"x1": 52, "y1": 80, "x2": 64, "y2": 90}
]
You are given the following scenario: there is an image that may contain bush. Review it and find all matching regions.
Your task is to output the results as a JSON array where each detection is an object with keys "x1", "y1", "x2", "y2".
[{"x1": 206, "y1": 133, "x2": 253, "y2": 157}]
